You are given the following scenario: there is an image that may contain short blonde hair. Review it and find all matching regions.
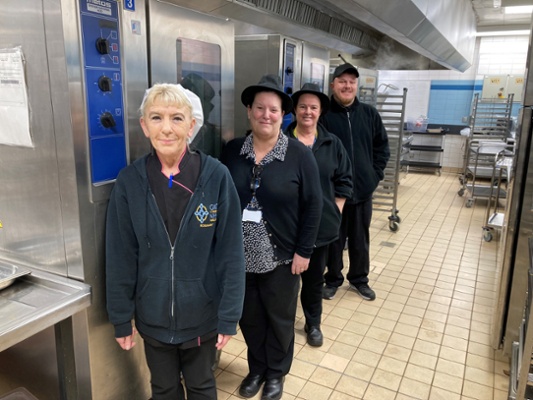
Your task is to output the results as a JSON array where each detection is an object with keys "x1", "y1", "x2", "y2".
[{"x1": 139, "y1": 83, "x2": 193, "y2": 117}]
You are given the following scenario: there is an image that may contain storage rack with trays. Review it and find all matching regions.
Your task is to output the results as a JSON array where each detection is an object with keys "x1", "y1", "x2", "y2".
[
  {"x1": 402, "y1": 129, "x2": 446, "y2": 175},
  {"x1": 361, "y1": 88, "x2": 408, "y2": 232},
  {"x1": 459, "y1": 92, "x2": 514, "y2": 187},
  {"x1": 509, "y1": 238, "x2": 533, "y2": 400}
]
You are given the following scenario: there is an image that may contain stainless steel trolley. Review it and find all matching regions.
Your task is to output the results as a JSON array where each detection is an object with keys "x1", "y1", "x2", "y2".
[
  {"x1": 482, "y1": 155, "x2": 512, "y2": 242},
  {"x1": 458, "y1": 141, "x2": 510, "y2": 208},
  {"x1": 363, "y1": 88, "x2": 408, "y2": 232}
]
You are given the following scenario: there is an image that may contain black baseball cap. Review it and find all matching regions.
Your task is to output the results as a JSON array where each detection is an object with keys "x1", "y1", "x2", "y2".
[{"x1": 332, "y1": 63, "x2": 360, "y2": 79}]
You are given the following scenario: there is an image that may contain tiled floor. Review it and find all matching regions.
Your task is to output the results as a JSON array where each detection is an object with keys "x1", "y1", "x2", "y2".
[{"x1": 214, "y1": 171, "x2": 510, "y2": 400}]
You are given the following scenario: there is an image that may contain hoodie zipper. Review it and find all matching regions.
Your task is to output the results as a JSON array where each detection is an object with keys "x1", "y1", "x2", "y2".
[{"x1": 149, "y1": 175, "x2": 206, "y2": 344}]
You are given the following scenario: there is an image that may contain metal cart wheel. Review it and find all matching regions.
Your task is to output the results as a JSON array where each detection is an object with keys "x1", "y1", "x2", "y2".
[
  {"x1": 390, "y1": 215, "x2": 401, "y2": 223},
  {"x1": 389, "y1": 221, "x2": 399, "y2": 232},
  {"x1": 483, "y1": 229, "x2": 493, "y2": 242},
  {"x1": 466, "y1": 199, "x2": 474, "y2": 208},
  {"x1": 458, "y1": 188, "x2": 465, "y2": 196}
]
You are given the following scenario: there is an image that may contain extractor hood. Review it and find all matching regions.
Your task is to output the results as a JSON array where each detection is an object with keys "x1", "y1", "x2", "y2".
[{"x1": 160, "y1": 0, "x2": 476, "y2": 72}]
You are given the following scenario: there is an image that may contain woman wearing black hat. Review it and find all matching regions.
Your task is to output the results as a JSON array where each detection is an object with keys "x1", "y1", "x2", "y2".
[
  {"x1": 220, "y1": 75, "x2": 322, "y2": 400},
  {"x1": 286, "y1": 83, "x2": 353, "y2": 347}
]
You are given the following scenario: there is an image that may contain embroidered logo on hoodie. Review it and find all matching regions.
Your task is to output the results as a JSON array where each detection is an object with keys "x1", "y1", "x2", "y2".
[{"x1": 195, "y1": 203, "x2": 217, "y2": 227}]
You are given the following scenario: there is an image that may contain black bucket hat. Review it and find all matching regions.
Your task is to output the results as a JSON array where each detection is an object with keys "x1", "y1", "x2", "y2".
[
  {"x1": 241, "y1": 74, "x2": 293, "y2": 114},
  {"x1": 291, "y1": 83, "x2": 330, "y2": 115}
]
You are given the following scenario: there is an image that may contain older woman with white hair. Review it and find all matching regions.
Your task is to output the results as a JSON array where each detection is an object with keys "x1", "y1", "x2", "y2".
[{"x1": 105, "y1": 83, "x2": 245, "y2": 400}]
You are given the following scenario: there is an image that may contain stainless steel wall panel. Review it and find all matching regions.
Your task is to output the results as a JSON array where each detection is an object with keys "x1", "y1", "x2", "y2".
[
  {"x1": 234, "y1": 35, "x2": 303, "y2": 136},
  {"x1": 0, "y1": 0, "x2": 68, "y2": 276},
  {"x1": 122, "y1": 0, "x2": 151, "y2": 162},
  {"x1": 300, "y1": 42, "x2": 329, "y2": 92}
]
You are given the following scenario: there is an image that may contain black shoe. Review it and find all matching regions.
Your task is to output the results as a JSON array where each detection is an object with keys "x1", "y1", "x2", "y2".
[
  {"x1": 261, "y1": 377, "x2": 284, "y2": 400},
  {"x1": 322, "y1": 285, "x2": 337, "y2": 300},
  {"x1": 304, "y1": 324, "x2": 323, "y2": 347},
  {"x1": 349, "y1": 283, "x2": 376, "y2": 301},
  {"x1": 239, "y1": 373, "x2": 265, "y2": 398}
]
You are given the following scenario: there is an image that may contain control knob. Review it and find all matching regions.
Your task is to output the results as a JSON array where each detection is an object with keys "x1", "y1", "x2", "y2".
[
  {"x1": 100, "y1": 112, "x2": 116, "y2": 129},
  {"x1": 95, "y1": 38, "x2": 110, "y2": 55},
  {"x1": 98, "y1": 76, "x2": 112, "y2": 92}
]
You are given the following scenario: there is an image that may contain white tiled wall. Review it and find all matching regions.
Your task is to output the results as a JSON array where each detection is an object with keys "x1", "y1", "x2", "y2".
[
  {"x1": 443, "y1": 135, "x2": 468, "y2": 172},
  {"x1": 378, "y1": 36, "x2": 528, "y2": 122},
  {"x1": 378, "y1": 35, "x2": 528, "y2": 171}
]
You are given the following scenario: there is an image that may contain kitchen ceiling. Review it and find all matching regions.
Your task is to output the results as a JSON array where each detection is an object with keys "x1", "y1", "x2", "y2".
[{"x1": 472, "y1": 0, "x2": 533, "y2": 32}]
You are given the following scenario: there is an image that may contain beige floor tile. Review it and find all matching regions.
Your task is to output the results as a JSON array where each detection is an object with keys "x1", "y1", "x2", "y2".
[
  {"x1": 297, "y1": 381, "x2": 332, "y2": 400},
  {"x1": 215, "y1": 173, "x2": 510, "y2": 400},
  {"x1": 404, "y1": 363, "x2": 435, "y2": 384},
  {"x1": 319, "y1": 353, "x2": 350, "y2": 373},
  {"x1": 464, "y1": 366, "x2": 494, "y2": 387},
  {"x1": 462, "y1": 380, "x2": 494, "y2": 399},
  {"x1": 290, "y1": 358, "x2": 317, "y2": 380},
  {"x1": 344, "y1": 360, "x2": 375, "y2": 382},
  {"x1": 353, "y1": 348, "x2": 382, "y2": 368},
  {"x1": 429, "y1": 386, "x2": 462, "y2": 400},
  {"x1": 284, "y1": 374, "x2": 307, "y2": 397},
  {"x1": 329, "y1": 391, "x2": 363, "y2": 400},
  {"x1": 436, "y1": 358, "x2": 465, "y2": 378},
  {"x1": 377, "y1": 355, "x2": 407, "y2": 376},
  {"x1": 327, "y1": 341, "x2": 357, "y2": 360},
  {"x1": 363, "y1": 383, "x2": 398, "y2": 399},
  {"x1": 399, "y1": 376, "x2": 431, "y2": 399},
  {"x1": 335, "y1": 374, "x2": 368, "y2": 398},
  {"x1": 309, "y1": 366, "x2": 342, "y2": 388}
]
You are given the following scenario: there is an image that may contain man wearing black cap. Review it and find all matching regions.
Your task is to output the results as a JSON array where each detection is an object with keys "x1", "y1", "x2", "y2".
[{"x1": 321, "y1": 63, "x2": 389, "y2": 301}]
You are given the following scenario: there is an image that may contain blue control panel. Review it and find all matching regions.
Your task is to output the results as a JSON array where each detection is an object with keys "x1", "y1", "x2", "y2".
[
  {"x1": 282, "y1": 41, "x2": 296, "y2": 130},
  {"x1": 80, "y1": 0, "x2": 126, "y2": 184}
]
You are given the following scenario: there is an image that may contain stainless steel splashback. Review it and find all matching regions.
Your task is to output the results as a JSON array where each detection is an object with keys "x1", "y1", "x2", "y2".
[{"x1": 0, "y1": 0, "x2": 82, "y2": 278}]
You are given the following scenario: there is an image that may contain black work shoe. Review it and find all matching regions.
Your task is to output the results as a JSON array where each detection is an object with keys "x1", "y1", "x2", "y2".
[
  {"x1": 261, "y1": 377, "x2": 284, "y2": 400},
  {"x1": 239, "y1": 373, "x2": 265, "y2": 398},
  {"x1": 349, "y1": 283, "x2": 376, "y2": 301},
  {"x1": 322, "y1": 285, "x2": 337, "y2": 300},
  {"x1": 304, "y1": 324, "x2": 323, "y2": 347}
]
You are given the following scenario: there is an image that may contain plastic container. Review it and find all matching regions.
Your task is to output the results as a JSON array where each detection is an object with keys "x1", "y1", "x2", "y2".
[{"x1": 406, "y1": 116, "x2": 428, "y2": 132}]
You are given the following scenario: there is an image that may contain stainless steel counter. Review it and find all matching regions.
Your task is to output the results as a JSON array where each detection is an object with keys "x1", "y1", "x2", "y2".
[
  {"x1": 0, "y1": 264, "x2": 91, "y2": 352},
  {"x1": 0, "y1": 260, "x2": 91, "y2": 399}
]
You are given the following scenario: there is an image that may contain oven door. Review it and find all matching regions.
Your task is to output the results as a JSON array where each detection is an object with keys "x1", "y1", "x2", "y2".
[{"x1": 147, "y1": 0, "x2": 234, "y2": 157}]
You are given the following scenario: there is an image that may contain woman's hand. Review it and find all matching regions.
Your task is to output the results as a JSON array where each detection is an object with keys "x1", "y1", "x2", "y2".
[
  {"x1": 115, "y1": 327, "x2": 137, "y2": 351},
  {"x1": 292, "y1": 253, "x2": 310, "y2": 275},
  {"x1": 216, "y1": 334, "x2": 232, "y2": 350}
]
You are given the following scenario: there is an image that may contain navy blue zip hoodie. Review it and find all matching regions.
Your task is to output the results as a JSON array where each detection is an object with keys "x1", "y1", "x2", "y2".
[
  {"x1": 106, "y1": 152, "x2": 245, "y2": 345},
  {"x1": 320, "y1": 96, "x2": 390, "y2": 203}
]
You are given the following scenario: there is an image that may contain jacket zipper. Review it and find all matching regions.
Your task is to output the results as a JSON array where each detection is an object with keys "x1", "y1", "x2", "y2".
[
  {"x1": 148, "y1": 191, "x2": 176, "y2": 340},
  {"x1": 346, "y1": 110, "x2": 355, "y2": 161}
]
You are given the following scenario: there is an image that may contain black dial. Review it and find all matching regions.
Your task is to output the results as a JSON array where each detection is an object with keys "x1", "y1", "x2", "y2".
[
  {"x1": 98, "y1": 76, "x2": 112, "y2": 92},
  {"x1": 100, "y1": 112, "x2": 116, "y2": 129},
  {"x1": 285, "y1": 67, "x2": 293, "y2": 74},
  {"x1": 95, "y1": 38, "x2": 110, "y2": 55}
]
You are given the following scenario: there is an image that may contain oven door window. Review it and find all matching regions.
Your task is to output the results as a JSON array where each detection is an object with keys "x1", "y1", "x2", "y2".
[{"x1": 177, "y1": 38, "x2": 222, "y2": 157}]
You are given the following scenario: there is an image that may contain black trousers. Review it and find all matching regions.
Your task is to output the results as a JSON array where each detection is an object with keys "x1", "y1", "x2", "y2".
[
  {"x1": 325, "y1": 198, "x2": 372, "y2": 287},
  {"x1": 142, "y1": 334, "x2": 217, "y2": 400},
  {"x1": 240, "y1": 264, "x2": 300, "y2": 379},
  {"x1": 300, "y1": 245, "x2": 328, "y2": 327}
]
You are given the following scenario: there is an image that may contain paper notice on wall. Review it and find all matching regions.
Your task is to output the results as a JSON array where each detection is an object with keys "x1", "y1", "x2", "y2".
[{"x1": 0, "y1": 47, "x2": 33, "y2": 147}]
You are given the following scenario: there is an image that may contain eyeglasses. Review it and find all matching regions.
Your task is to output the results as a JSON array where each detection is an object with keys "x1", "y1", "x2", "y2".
[{"x1": 250, "y1": 164, "x2": 263, "y2": 195}]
